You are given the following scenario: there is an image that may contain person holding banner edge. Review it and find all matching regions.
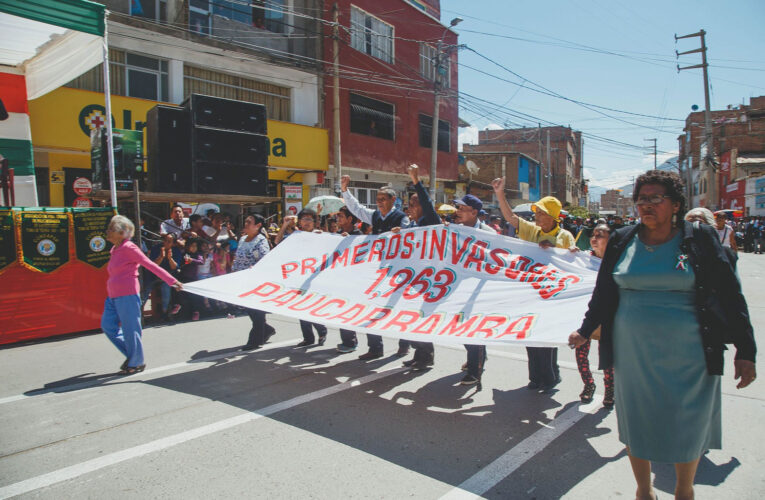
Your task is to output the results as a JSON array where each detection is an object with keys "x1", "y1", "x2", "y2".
[
  {"x1": 103, "y1": 215, "x2": 183, "y2": 375},
  {"x1": 233, "y1": 214, "x2": 276, "y2": 351},
  {"x1": 335, "y1": 206, "x2": 363, "y2": 353},
  {"x1": 492, "y1": 177, "x2": 575, "y2": 393},
  {"x1": 569, "y1": 170, "x2": 756, "y2": 500},
  {"x1": 392, "y1": 164, "x2": 443, "y2": 371},
  {"x1": 340, "y1": 174, "x2": 410, "y2": 360},
  {"x1": 575, "y1": 223, "x2": 615, "y2": 407},
  {"x1": 287, "y1": 209, "x2": 330, "y2": 348},
  {"x1": 452, "y1": 192, "x2": 497, "y2": 385}
]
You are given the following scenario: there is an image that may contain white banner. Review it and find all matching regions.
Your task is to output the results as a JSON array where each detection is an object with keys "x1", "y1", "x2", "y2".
[{"x1": 185, "y1": 225, "x2": 600, "y2": 347}]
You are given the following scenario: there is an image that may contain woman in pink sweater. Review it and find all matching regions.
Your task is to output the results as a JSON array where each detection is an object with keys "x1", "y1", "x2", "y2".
[{"x1": 104, "y1": 215, "x2": 182, "y2": 374}]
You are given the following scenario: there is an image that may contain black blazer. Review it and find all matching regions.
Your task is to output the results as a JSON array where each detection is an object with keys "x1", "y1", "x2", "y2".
[{"x1": 577, "y1": 220, "x2": 756, "y2": 375}]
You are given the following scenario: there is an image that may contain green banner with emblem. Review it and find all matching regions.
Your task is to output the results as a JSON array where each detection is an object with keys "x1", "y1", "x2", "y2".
[
  {"x1": 72, "y1": 208, "x2": 113, "y2": 267},
  {"x1": 20, "y1": 211, "x2": 70, "y2": 273},
  {"x1": 0, "y1": 209, "x2": 14, "y2": 271}
]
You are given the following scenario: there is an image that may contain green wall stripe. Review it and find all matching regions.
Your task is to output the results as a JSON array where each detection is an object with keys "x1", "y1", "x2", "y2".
[{"x1": 0, "y1": 138, "x2": 34, "y2": 176}]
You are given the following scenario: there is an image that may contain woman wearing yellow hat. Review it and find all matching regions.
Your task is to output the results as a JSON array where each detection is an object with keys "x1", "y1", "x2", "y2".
[{"x1": 492, "y1": 177, "x2": 576, "y2": 392}]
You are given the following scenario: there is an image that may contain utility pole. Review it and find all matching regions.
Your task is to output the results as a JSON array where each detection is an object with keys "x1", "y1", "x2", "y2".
[
  {"x1": 546, "y1": 130, "x2": 551, "y2": 197},
  {"x1": 430, "y1": 18, "x2": 462, "y2": 202},
  {"x1": 645, "y1": 138, "x2": 657, "y2": 169},
  {"x1": 332, "y1": 3, "x2": 342, "y2": 193},
  {"x1": 676, "y1": 29, "x2": 715, "y2": 208},
  {"x1": 429, "y1": 41, "x2": 442, "y2": 202},
  {"x1": 537, "y1": 123, "x2": 543, "y2": 195}
]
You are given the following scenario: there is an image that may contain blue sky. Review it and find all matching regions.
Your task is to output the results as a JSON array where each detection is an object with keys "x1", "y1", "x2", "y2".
[{"x1": 444, "y1": 0, "x2": 765, "y2": 189}]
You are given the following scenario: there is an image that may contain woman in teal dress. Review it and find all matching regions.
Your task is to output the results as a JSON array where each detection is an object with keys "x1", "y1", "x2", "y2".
[{"x1": 570, "y1": 170, "x2": 757, "y2": 500}]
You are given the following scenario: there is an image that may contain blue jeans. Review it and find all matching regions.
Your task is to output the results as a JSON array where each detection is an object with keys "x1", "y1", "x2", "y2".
[
  {"x1": 102, "y1": 295, "x2": 144, "y2": 368},
  {"x1": 141, "y1": 281, "x2": 172, "y2": 313}
]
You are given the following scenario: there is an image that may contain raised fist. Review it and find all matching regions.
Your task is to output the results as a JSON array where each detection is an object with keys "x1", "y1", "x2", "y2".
[
  {"x1": 340, "y1": 175, "x2": 351, "y2": 192},
  {"x1": 491, "y1": 177, "x2": 505, "y2": 193},
  {"x1": 408, "y1": 164, "x2": 420, "y2": 184}
]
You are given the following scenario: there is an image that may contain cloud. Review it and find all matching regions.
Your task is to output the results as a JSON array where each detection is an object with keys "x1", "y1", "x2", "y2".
[{"x1": 458, "y1": 123, "x2": 503, "y2": 152}]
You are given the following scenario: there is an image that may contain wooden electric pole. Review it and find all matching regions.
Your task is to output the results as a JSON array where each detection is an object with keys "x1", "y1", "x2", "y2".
[
  {"x1": 676, "y1": 30, "x2": 715, "y2": 208},
  {"x1": 332, "y1": 3, "x2": 342, "y2": 193}
]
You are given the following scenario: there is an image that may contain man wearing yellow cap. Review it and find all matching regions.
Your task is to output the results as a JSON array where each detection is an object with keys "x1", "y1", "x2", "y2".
[{"x1": 492, "y1": 177, "x2": 575, "y2": 392}]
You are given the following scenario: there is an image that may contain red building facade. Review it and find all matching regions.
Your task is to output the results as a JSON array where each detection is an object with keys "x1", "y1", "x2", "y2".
[{"x1": 322, "y1": 0, "x2": 459, "y2": 200}]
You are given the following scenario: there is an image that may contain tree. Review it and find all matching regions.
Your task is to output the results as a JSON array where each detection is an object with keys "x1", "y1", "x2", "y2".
[{"x1": 568, "y1": 206, "x2": 590, "y2": 219}]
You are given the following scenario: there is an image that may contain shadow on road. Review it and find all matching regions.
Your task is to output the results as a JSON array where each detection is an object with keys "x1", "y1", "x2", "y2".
[{"x1": 133, "y1": 344, "x2": 619, "y2": 496}]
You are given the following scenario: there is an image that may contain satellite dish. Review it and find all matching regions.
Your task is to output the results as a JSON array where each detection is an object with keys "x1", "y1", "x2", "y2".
[
  {"x1": 691, "y1": 104, "x2": 699, "y2": 111},
  {"x1": 466, "y1": 160, "x2": 480, "y2": 174}
]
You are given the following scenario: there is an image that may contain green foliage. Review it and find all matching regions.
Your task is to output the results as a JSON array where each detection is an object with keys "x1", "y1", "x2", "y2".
[{"x1": 567, "y1": 206, "x2": 590, "y2": 219}]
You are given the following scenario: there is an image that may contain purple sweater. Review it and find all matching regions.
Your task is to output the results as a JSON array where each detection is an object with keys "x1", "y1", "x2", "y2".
[{"x1": 107, "y1": 240, "x2": 177, "y2": 298}]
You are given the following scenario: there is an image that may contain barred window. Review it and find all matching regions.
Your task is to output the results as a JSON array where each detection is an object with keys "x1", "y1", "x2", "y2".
[
  {"x1": 350, "y1": 6, "x2": 394, "y2": 63},
  {"x1": 183, "y1": 66, "x2": 291, "y2": 121},
  {"x1": 350, "y1": 93, "x2": 394, "y2": 141}
]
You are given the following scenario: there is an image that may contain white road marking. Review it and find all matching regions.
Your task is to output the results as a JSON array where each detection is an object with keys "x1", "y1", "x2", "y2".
[
  {"x1": 0, "y1": 367, "x2": 406, "y2": 499},
  {"x1": 439, "y1": 402, "x2": 599, "y2": 499},
  {"x1": 0, "y1": 339, "x2": 301, "y2": 406}
]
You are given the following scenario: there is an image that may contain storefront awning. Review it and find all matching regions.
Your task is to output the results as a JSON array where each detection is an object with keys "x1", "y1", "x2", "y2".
[{"x1": 0, "y1": 0, "x2": 105, "y2": 100}]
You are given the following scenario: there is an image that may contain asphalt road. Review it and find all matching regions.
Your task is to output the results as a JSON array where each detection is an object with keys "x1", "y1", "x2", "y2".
[{"x1": 1, "y1": 254, "x2": 764, "y2": 499}]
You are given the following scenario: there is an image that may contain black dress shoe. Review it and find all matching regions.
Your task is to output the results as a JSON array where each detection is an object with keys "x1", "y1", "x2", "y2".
[
  {"x1": 296, "y1": 340, "x2": 314, "y2": 347},
  {"x1": 241, "y1": 344, "x2": 261, "y2": 351},
  {"x1": 358, "y1": 350, "x2": 384, "y2": 360}
]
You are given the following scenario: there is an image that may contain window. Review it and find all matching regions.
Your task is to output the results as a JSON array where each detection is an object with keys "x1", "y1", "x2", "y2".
[
  {"x1": 252, "y1": 0, "x2": 286, "y2": 33},
  {"x1": 350, "y1": 187, "x2": 378, "y2": 209},
  {"x1": 213, "y1": 0, "x2": 252, "y2": 25},
  {"x1": 419, "y1": 43, "x2": 450, "y2": 88},
  {"x1": 418, "y1": 114, "x2": 450, "y2": 152},
  {"x1": 130, "y1": 0, "x2": 167, "y2": 22},
  {"x1": 184, "y1": 66, "x2": 291, "y2": 121},
  {"x1": 64, "y1": 49, "x2": 169, "y2": 102},
  {"x1": 350, "y1": 93, "x2": 394, "y2": 140},
  {"x1": 189, "y1": 0, "x2": 211, "y2": 35},
  {"x1": 350, "y1": 6, "x2": 394, "y2": 63},
  {"x1": 126, "y1": 53, "x2": 169, "y2": 101}
]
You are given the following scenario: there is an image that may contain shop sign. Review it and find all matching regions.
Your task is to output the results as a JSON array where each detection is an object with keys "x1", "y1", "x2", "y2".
[
  {"x1": 73, "y1": 197, "x2": 93, "y2": 207},
  {"x1": 73, "y1": 209, "x2": 113, "y2": 268},
  {"x1": 51, "y1": 171, "x2": 65, "y2": 184},
  {"x1": 19, "y1": 212, "x2": 70, "y2": 273},
  {"x1": 29, "y1": 88, "x2": 329, "y2": 172},
  {"x1": 284, "y1": 183, "x2": 302, "y2": 216},
  {"x1": 73, "y1": 177, "x2": 93, "y2": 196}
]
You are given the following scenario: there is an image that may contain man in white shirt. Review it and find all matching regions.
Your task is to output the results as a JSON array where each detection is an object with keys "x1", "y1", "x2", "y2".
[
  {"x1": 340, "y1": 174, "x2": 410, "y2": 360},
  {"x1": 160, "y1": 205, "x2": 190, "y2": 237}
]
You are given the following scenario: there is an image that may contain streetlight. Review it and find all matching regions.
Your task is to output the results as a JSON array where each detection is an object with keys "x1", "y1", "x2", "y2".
[{"x1": 429, "y1": 17, "x2": 462, "y2": 202}]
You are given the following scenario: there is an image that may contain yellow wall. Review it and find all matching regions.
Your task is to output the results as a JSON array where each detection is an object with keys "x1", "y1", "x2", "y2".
[{"x1": 28, "y1": 88, "x2": 328, "y2": 205}]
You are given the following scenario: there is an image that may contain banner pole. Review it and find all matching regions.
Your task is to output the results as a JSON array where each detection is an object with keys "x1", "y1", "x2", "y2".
[{"x1": 101, "y1": 11, "x2": 117, "y2": 209}]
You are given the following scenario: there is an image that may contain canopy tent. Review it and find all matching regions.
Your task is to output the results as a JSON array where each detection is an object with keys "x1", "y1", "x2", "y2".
[{"x1": 0, "y1": 0, "x2": 117, "y2": 207}]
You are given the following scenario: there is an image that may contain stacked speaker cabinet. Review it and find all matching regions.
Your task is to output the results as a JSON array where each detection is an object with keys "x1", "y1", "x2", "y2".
[
  {"x1": 146, "y1": 95, "x2": 269, "y2": 195},
  {"x1": 146, "y1": 105, "x2": 191, "y2": 193},
  {"x1": 184, "y1": 94, "x2": 269, "y2": 196}
]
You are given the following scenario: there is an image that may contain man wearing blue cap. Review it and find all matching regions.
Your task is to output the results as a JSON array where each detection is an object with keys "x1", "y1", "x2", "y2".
[{"x1": 453, "y1": 193, "x2": 497, "y2": 385}]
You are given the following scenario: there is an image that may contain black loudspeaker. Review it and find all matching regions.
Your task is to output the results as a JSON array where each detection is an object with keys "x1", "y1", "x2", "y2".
[
  {"x1": 192, "y1": 127, "x2": 269, "y2": 166},
  {"x1": 183, "y1": 94, "x2": 268, "y2": 135},
  {"x1": 146, "y1": 105, "x2": 191, "y2": 193},
  {"x1": 196, "y1": 164, "x2": 269, "y2": 196}
]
